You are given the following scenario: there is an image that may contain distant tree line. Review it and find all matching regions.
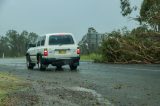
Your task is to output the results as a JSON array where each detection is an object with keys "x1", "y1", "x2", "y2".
[{"x1": 0, "y1": 30, "x2": 38, "y2": 57}]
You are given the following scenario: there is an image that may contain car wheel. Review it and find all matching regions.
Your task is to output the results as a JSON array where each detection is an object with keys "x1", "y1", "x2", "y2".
[
  {"x1": 37, "y1": 56, "x2": 46, "y2": 71},
  {"x1": 38, "y1": 56, "x2": 46, "y2": 71},
  {"x1": 56, "y1": 65, "x2": 62, "y2": 69},
  {"x1": 69, "y1": 64, "x2": 77, "y2": 70},
  {"x1": 26, "y1": 55, "x2": 35, "y2": 70}
]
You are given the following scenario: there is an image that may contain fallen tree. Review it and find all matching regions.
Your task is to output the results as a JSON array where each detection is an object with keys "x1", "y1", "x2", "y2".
[{"x1": 100, "y1": 29, "x2": 160, "y2": 64}]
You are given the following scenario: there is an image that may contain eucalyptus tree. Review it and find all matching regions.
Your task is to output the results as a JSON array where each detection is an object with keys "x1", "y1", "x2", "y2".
[{"x1": 120, "y1": 0, "x2": 160, "y2": 31}]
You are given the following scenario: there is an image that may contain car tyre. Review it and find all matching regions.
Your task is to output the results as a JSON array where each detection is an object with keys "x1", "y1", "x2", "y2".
[
  {"x1": 26, "y1": 55, "x2": 35, "y2": 70},
  {"x1": 69, "y1": 64, "x2": 77, "y2": 70},
  {"x1": 56, "y1": 65, "x2": 62, "y2": 69},
  {"x1": 38, "y1": 56, "x2": 46, "y2": 71}
]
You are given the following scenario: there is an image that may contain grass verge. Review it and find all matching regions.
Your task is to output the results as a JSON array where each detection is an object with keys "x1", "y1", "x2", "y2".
[
  {"x1": 0, "y1": 72, "x2": 29, "y2": 105},
  {"x1": 80, "y1": 53, "x2": 103, "y2": 62}
]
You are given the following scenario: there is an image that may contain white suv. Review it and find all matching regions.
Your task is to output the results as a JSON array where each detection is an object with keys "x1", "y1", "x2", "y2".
[{"x1": 26, "y1": 33, "x2": 80, "y2": 70}]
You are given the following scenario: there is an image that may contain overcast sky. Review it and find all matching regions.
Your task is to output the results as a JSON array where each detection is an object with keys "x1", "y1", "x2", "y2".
[{"x1": 0, "y1": 0, "x2": 143, "y2": 41}]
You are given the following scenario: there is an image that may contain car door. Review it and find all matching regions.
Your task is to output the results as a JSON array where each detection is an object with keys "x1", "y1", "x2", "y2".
[{"x1": 30, "y1": 38, "x2": 41, "y2": 62}]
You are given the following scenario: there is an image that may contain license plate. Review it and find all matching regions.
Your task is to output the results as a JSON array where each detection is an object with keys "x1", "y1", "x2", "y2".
[{"x1": 59, "y1": 50, "x2": 66, "y2": 54}]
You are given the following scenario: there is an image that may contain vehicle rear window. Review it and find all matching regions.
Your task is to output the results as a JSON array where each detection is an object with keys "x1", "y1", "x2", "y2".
[{"x1": 49, "y1": 35, "x2": 74, "y2": 45}]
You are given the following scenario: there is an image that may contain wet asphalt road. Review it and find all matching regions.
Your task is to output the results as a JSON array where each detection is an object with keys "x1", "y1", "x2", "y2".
[{"x1": 0, "y1": 58, "x2": 160, "y2": 106}]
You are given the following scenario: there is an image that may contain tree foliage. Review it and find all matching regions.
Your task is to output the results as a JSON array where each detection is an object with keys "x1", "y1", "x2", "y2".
[
  {"x1": 120, "y1": 0, "x2": 132, "y2": 16},
  {"x1": 120, "y1": 0, "x2": 160, "y2": 31},
  {"x1": 140, "y1": 0, "x2": 160, "y2": 31},
  {"x1": 0, "y1": 30, "x2": 38, "y2": 57}
]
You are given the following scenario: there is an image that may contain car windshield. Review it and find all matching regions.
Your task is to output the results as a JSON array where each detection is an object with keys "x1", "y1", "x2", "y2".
[{"x1": 49, "y1": 35, "x2": 74, "y2": 45}]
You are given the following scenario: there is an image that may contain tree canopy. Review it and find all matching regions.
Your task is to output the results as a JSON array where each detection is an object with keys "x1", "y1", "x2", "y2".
[{"x1": 120, "y1": 0, "x2": 160, "y2": 31}]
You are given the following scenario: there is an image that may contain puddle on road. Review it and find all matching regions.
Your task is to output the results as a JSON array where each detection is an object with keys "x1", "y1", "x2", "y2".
[{"x1": 69, "y1": 87, "x2": 113, "y2": 106}]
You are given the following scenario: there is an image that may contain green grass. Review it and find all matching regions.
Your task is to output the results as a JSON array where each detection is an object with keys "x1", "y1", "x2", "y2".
[
  {"x1": 0, "y1": 72, "x2": 29, "y2": 104},
  {"x1": 80, "y1": 53, "x2": 103, "y2": 62}
]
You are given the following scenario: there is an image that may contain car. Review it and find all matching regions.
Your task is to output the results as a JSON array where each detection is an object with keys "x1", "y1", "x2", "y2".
[{"x1": 26, "y1": 33, "x2": 80, "y2": 70}]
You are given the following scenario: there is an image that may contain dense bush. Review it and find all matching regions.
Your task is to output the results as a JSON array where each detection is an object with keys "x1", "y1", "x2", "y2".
[{"x1": 101, "y1": 28, "x2": 160, "y2": 63}]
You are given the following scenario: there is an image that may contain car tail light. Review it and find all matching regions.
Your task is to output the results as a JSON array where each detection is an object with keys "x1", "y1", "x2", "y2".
[
  {"x1": 44, "y1": 48, "x2": 48, "y2": 56},
  {"x1": 76, "y1": 48, "x2": 80, "y2": 54}
]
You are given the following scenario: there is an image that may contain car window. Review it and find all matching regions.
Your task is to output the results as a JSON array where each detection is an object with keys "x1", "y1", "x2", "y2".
[
  {"x1": 37, "y1": 41, "x2": 40, "y2": 46},
  {"x1": 41, "y1": 36, "x2": 46, "y2": 46},
  {"x1": 49, "y1": 35, "x2": 74, "y2": 45},
  {"x1": 41, "y1": 39, "x2": 45, "y2": 46}
]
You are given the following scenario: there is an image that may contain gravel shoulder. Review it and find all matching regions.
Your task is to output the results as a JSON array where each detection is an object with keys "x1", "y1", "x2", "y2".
[{"x1": 0, "y1": 58, "x2": 160, "y2": 106}]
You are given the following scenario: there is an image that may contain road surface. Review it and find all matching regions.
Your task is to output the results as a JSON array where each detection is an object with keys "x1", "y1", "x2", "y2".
[{"x1": 0, "y1": 58, "x2": 160, "y2": 106}]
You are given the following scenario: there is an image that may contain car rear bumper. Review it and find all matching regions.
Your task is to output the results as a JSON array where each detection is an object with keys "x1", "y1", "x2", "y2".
[{"x1": 41, "y1": 57, "x2": 80, "y2": 66}]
